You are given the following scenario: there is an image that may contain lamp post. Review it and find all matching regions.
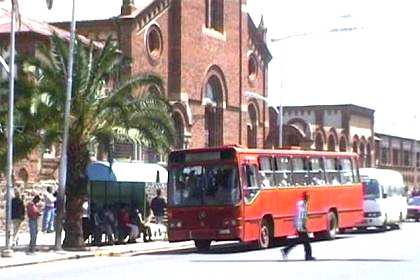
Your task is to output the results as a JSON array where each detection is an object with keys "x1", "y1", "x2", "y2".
[
  {"x1": 55, "y1": 0, "x2": 76, "y2": 251},
  {"x1": 270, "y1": 21, "x2": 361, "y2": 150},
  {"x1": 1, "y1": 1, "x2": 16, "y2": 258}
]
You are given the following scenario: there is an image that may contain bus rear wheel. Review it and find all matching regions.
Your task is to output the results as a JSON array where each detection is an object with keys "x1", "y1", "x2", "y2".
[
  {"x1": 257, "y1": 219, "x2": 272, "y2": 249},
  {"x1": 315, "y1": 212, "x2": 338, "y2": 240},
  {"x1": 194, "y1": 240, "x2": 211, "y2": 252}
]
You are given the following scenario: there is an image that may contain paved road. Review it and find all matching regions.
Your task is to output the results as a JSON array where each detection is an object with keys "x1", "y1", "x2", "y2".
[{"x1": 2, "y1": 222, "x2": 420, "y2": 280}]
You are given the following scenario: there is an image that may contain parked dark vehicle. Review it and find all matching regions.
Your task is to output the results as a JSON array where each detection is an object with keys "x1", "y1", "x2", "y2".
[{"x1": 407, "y1": 196, "x2": 420, "y2": 222}]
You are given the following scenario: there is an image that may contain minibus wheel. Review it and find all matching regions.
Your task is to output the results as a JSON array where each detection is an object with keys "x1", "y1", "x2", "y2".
[{"x1": 194, "y1": 240, "x2": 211, "y2": 252}]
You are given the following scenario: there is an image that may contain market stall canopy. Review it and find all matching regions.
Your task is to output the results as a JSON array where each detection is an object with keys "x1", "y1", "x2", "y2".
[{"x1": 86, "y1": 161, "x2": 167, "y2": 183}]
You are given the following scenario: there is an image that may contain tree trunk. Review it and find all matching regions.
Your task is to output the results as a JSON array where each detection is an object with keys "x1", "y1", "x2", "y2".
[
  {"x1": 62, "y1": 142, "x2": 90, "y2": 249},
  {"x1": 63, "y1": 193, "x2": 84, "y2": 248}
]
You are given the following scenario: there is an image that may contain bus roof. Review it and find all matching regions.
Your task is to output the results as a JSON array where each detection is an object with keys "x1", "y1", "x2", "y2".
[{"x1": 171, "y1": 145, "x2": 358, "y2": 158}]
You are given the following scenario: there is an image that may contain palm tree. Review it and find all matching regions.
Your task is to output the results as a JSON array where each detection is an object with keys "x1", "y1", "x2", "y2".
[{"x1": 23, "y1": 34, "x2": 175, "y2": 248}]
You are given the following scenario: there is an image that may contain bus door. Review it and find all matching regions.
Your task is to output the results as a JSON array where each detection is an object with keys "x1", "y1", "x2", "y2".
[{"x1": 240, "y1": 163, "x2": 262, "y2": 242}]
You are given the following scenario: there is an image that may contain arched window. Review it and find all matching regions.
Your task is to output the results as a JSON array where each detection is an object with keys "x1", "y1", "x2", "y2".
[
  {"x1": 247, "y1": 103, "x2": 258, "y2": 148},
  {"x1": 173, "y1": 112, "x2": 185, "y2": 150},
  {"x1": 366, "y1": 143, "x2": 372, "y2": 167},
  {"x1": 327, "y1": 134, "x2": 336, "y2": 152},
  {"x1": 146, "y1": 24, "x2": 163, "y2": 63},
  {"x1": 339, "y1": 136, "x2": 347, "y2": 152},
  {"x1": 315, "y1": 133, "x2": 324, "y2": 151},
  {"x1": 359, "y1": 142, "x2": 366, "y2": 167},
  {"x1": 204, "y1": 75, "x2": 224, "y2": 147},
  {"x1": 206, "y1": 0, "x2": 224, "y2": 32}
]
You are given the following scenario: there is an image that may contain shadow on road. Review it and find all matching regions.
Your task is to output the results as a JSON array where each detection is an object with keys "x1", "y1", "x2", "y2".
[
  {"x1": 140, "y1": 236, "x2": 351, "y2": 256},
  {"x1": 191, "y1": 258, "x2": 406, "y2": 263}
]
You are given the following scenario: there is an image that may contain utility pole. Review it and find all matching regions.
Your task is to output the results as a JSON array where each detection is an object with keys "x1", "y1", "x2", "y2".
[
  {"x1": 1, "y1": 1, "x2": 16, "y2": 258},
  {"x1": 55, "y1": 0, "x2": 76, "y2": 250}
]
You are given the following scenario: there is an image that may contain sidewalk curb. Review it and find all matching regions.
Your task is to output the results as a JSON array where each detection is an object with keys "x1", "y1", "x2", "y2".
[{"x1": 0, "y1": 243, "x2": 195, "y2": 269}]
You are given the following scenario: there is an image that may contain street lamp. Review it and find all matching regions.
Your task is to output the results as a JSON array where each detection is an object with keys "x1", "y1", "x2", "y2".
[
  {"x1": 269, "y1": 20, "x2": 362, "y2": 150},
  {"x1": 55, "y1": 0, "x2": 76, "y2": 251}
]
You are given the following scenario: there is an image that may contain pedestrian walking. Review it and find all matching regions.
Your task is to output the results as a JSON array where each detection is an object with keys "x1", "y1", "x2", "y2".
[
  {"x1": 11, "y1": 189, "x2": 25, "y2": 247},
  {"x1": 281, "y1": 192, "x2": 316, "y2": 261},
  {"x1": 150, "y1": 189, "x2": 166, "y2": 224},
  {"x1": 27, "y1": 195, "x2": 41, "y2": 253},
  {"x1": 42, "y1": 186, "x2": 56, "y2": 233}
]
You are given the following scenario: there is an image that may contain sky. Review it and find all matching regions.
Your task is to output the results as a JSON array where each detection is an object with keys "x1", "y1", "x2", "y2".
[{"x1": 0, "y1": 0, "x2": 419, "y2": 139}]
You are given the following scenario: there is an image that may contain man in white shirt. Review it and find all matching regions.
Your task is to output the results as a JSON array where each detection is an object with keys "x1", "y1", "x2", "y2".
[
  {"x1": 42, "y1": 186, "x2": 56, "y2": 233},
  {"x1": 281, "y1": 192, "x2": 315, "y2": 261}
]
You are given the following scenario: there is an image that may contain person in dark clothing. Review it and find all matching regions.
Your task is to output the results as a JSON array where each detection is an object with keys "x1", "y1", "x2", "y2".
[
  {"x1": 281, "y1": 192, "x2": 315, "y2": 261},
  {"x1": 150, "y1": 189, "x2": 166, "y2": 224},
  {"x1": 11, "y1": 190, "x2": 25, "y2": 246}
]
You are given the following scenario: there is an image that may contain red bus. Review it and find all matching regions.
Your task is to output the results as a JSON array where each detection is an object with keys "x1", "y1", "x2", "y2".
[{"x1": 167, "y1": 145, "x2": 363, "y2": 251}]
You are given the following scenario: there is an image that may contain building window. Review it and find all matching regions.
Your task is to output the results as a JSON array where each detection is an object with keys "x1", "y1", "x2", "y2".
[
  {"x1": 146, "y1": 24, "x2": 163, "y2": 63},
  {"x1": 206, "y1": 0, "x2": 224, "y2": 33},
  {"x1": 315, "y1": 133, "x2": 324, "y2": 151},
  {"x1": 248, "y1": 54, "x2": 258, "y2": 82},
  {"x1": 417, "y1": 152, "x2": 420, "y2": 168},
  {"x1": 247, "y1": 103, "x2": 258, "y2": 148},
  {"x1": 381, "y1": 147, "x2": 388, "y2": 164},
  {"x1": 204, "y1": 75, "x2": 224, "y2": 147},
  {"x1": 327, "y1": 134, "x2": 336, "y2": 152},
  {"x1": 392, "y1": 148, "x2": 400, "y2": 165},
  {"x1": 173, "y1": 112, "x2": 185, "y2": 150},
  {"x1": 403, "y1": 150, "x2": 411, "y2": 166}
]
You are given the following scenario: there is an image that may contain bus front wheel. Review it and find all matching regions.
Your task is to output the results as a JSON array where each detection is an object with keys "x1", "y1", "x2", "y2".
[
  {"x1": 257, "y1": 219, "x2": 272, "y2": 249},
  {"x1": 194, "y1": 240, "x2": 211, "y2": 252}
]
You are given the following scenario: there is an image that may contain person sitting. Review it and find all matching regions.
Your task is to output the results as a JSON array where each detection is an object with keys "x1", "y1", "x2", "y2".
[
  {"x1": 90, "y1": 204, "x2": 105, "y2": 246},
  {"x1": 118, "y1": 204, "x2": 139, "y2": 243},
  {"x1": 103, "y1": 205, "x2": 117, "y2": 245},
  {"x1": 132, "y1": 208, "x2": 152, "y2": 242}
]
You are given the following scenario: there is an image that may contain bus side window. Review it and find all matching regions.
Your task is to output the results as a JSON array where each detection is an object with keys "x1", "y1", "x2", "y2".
[
  {"x1": 292, "y1": 157, "x2": 310, "y2": 186},
  {"x1": 274, "y1": 157, "x2": 293, "y2": 187},
  {"x1": 352, "y1": 157, "x2": 360, "y2": 183},
  {"x1": 309, "y1": 157, "x2": 326, "y2": 186},
  {"x1": 339, "y1": 158, "x2": 354, "y2": 184},
  {"x1": 259, "y1": 157, "x2": 274, "y2": 188},
  {"x1": 325, "y1": 158, "x2": 340, "y2": 185},
  {"x1": 243, "y1": 165, "x2": 261, "y2": 203}
]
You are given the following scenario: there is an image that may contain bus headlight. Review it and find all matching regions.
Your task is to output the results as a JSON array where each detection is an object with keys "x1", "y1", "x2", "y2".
[
  {"x1": 223, "y1": 219, "x2": 239, "y2": 227},
  {"x1": 169, "y1": 221, "x2": 183, "y2": 229}
]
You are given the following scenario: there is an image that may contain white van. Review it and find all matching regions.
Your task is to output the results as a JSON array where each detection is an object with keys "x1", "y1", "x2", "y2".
[{"x1": 358, "y1": 168, "x2": 407, "y2": 230}]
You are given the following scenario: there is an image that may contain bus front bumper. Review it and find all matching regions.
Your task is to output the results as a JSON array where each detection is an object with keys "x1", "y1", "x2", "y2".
[{"x1": 168, "y1": 226, "x2": 243, "y2": 242}]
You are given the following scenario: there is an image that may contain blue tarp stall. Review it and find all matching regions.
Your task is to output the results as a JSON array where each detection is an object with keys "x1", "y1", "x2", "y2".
[{"x1": 86, "y1": 161, "x2": 168, "y2": 215}]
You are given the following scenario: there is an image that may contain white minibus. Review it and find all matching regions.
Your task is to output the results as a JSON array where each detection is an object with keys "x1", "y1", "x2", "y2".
[{"x1": 358, "y1": 168, "x2": 407, "y2": 230}]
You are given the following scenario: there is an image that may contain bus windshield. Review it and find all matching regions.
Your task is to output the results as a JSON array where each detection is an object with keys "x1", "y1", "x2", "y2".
[
  {"x1": 168, "y1": 164, "x2": 240, "y2": 207},
  {"x1": 362, "y1": 179, "x2": 380, "y2": 199}
]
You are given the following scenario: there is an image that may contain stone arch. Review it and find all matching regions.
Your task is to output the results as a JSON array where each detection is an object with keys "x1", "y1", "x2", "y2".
[
  {"x1": 352, "y1": 135, "x2": 360, "y2": 153},
  {"x1": 314, "y1": 129, "x2": 326, "y2": 151},
  {"x1": 202, "y1": 65, "x2": 228, "y2": 107},
  {"x1": 247, "y1": 102, "x2": 259, "y2": 148},
  {"x1": 202, "y1": 66, "x2": 227, "y2": 147},
  {"x1": 327, "y1": 128, "x2": 338, "y2": 152},
  {"x1": 339, "y1": 134, "x2": 348, "y2": 152},
  {"x1": 359, "y1": 136, "x2": 367, "y2": 167},
  {"x1": 266, "y1": 107, "x2": 279, "y2": 148},
  {"x1": 172, "y1": 110, "x2": 186, "y2": 150},
  {"x1": 283, "y1": 118, "x2": 310, "y2": 148},
  {"x1": 366, "y1": 138, "x2": 372, "y2": 167}
]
